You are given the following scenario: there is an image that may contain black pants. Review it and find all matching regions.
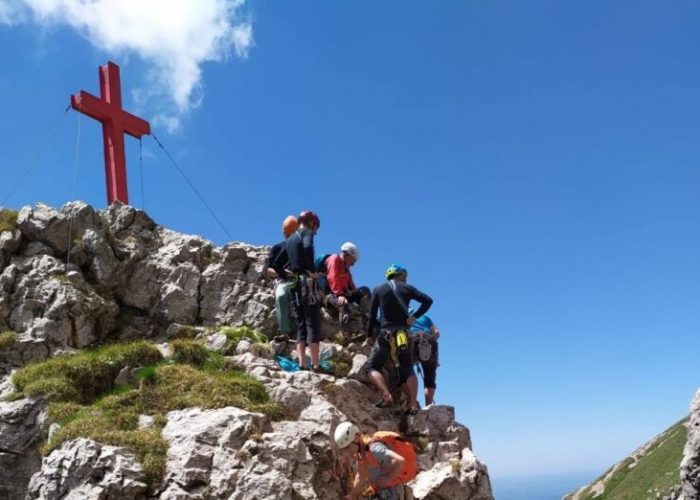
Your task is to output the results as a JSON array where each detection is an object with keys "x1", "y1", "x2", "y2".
[
  {"x1": 326, "y1": 286, "x2": 370, "y2": 314},
  {"x1": 413, "y1": 341, "x2": 438, "y2": 388},
  {"x1": 292, "y1": 285, "x2": 321, "y2": 344},
  {"x1": 366, "y1": 328, "x2": 415, "y2": 385}
]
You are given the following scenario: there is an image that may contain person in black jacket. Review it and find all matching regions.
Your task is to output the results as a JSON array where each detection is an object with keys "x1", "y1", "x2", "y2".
[
  {"x1": 264, "y1": 215, "x2": 298, "y2": 280},
  {"x1": 366, "y1": 264, "x2": 432, "y2": 414},
  {"x1": 284, "y1": 210, "x2": 324, "y2": 371},
  {"x1": 264, "y1": 216, "x2": 299, "y2": 340}
]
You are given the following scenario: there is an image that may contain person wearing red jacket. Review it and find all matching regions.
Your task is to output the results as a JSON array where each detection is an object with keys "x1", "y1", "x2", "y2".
[{"x1": 325, "y1": 242, "x2": 370, "y2": 329}]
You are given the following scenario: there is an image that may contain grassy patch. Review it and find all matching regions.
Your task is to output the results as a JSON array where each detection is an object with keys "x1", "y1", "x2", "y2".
[
  {"x1": 0, "y1": 208, "x2": 18, "y2": 233},
  {"x1": 171, "y1": 340, "x2": 209, "y2": 366},
  {"x1": 573, "y1": 419, "x2": 687, "y2": 500},
  {"x1": 330, "y1": 350, "x2": 353, "y2": 378},
  {"x1": 219, "y1": 326, "x2": 268, "y2": 354},
  {"x1": 177, "y1": 325, "x2": 200, "y2": 339},
  {"x1": 22, "y1": 340, "x2": 281, "y2": 490},
  {"x1": 13, "y1": 341, "x2": 163, "y2": 404},
  {"x1": 0, "y1": 331, "x2": 17, "y2": 350}
]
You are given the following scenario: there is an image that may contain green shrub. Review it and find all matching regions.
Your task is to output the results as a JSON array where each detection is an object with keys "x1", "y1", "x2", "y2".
[
  {"x1": 0, "y1": 208, "x2": 18, "y2": 233},
  {"x1": 0, "y1": 331, "x2": 17, "y2": 350},
  {"x1": 170, "y1": 340, "x2": 209, "y2": 366},
  {"x1": 13, "y1": 341, "x2": 163, "y2": 404}
]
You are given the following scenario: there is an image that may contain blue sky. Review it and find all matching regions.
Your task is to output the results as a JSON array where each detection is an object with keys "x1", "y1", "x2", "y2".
[{"x1": 1, "y1": 0, "x2": 699, "y2": 485}]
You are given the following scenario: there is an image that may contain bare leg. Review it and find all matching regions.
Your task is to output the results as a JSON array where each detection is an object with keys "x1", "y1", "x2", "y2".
[
  {"x1": 368, "y1": 370, "x2": 394, "y2": 404},
  {"x1": 296, "y1": 342, "x2": 307, "y2": 369},
  {"x1": 310, "y1": 342, "x2": 320, "y2": 368},
  {"x1": 404, "y1": 375, "x2": 419, "y2": 411},
  {"x1": 425, "y1": 388, "x2": 435, "y2": 406}
]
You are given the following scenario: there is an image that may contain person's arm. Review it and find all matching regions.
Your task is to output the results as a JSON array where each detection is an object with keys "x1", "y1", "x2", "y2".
[
  {"x1": 408, "y1": 286, "x2": 432, "y2": 320},
  {"x1": 270, "y1": 245, "x2": 290, "y2": 280},
  {"x1": 344, "y1": 460, "x2": 370, "y2": 500},
  {"x1": 370, "y1": 443, "x2": 405, "y2": 489}
]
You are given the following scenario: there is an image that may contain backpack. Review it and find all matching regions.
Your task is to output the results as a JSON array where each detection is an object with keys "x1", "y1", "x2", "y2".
[
  {"x1": 362, "y1": 431, "x2": 417, "y2": 487},
  {"x1": 315, "y1": 253, "x2": 332, "y2": 292},
  {"x1": 315, "y1": 253, "x2": 332, "y2": 273}
]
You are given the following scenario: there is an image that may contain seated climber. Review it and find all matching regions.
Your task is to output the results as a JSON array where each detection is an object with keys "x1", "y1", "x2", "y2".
[
  {"x1": 408, "y1": 307, "x2": 440, "y2": 407},
  {"x1": 334, "y1": 421, "x2": 417, "y2": 500},
  {"x1": 366, "y1": 264, "x2": 432, "y2": 414},
  {"x1": 264, "y1": 215, "x2": 298, "y2": 340},
  {"x1": 323, "y1": 242, "x2": 370, "y2": 330}
]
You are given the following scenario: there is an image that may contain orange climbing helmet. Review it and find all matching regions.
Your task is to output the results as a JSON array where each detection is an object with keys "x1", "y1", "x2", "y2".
[{"x1": 282, "y1": 215, "x2": 299, "y2": 237}]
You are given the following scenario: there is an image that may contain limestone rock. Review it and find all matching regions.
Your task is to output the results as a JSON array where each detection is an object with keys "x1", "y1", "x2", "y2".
[
  {"x1": 0, "y1": 397, "x2": 46, "y2": 500},
  {"x1": 26, "y1": 438, "x2": 148, "y2": 500},
  {"x1": 411, "y1": 448, "x2": 493, "y2": 500},
  {"x1": 1, "y1": 255, "x2": 119, "y2": 363},
  {"x1": 680, "y1": 388, "x2": 700, "y2": 499},
  {"x1": 205, "y1": 331, "x2": 228, "y2": 352},
  {"x1": 0, "y1": 229, "x2": 22, "y2": 254},
  {"x1": 17, "y1": 203, "x2": 70, "y2": 256},
  {"x1": 160, "y1": 407, "x2": 271, "y2": 499}
]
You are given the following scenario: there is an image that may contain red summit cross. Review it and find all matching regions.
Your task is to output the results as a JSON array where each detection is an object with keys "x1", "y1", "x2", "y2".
[{"x1": 71, "y1": 61, "x2": 150, "y2": 205}]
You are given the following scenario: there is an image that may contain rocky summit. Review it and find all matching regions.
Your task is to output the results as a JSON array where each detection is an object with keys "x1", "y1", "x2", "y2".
[{"x1": 0, "y1": 202, "x2": 493, "y2": 500}]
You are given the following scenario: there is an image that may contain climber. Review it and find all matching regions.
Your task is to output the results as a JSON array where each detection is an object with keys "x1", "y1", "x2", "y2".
[
  {"x1": 334, "y1": 421, "x2": 417, "y2": 500},
  {"x1": 264, "y1": 215, "x2": 298, "y2": 280},
  {"x1": 408, "y1": 307, "x2": 440, "y2": 407},
  {"x1": 322, "y1": 242, "x2": 370, "y2": 333},
  {"x1": 285, "y1": 210, "x2": 325, "y2": 372},
  {"x1": 366, "y1": 264, "x2": 432, "y2": 414},
  {"x1": 264, "y1": 216, "x2": 299, "y2": 340}
]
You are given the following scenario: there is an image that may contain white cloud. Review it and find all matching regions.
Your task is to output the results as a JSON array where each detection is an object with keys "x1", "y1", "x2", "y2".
[{"x1": 1, "y1": 0, "x2": 253, "y2": 131}]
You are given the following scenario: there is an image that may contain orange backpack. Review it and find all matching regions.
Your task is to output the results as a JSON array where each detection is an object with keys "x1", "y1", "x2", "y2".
[{"x1": 361, "y1": 431, "x2": 418, "y2": 488}]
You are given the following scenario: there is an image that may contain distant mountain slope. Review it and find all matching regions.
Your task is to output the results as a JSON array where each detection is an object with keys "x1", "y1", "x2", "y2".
[{"x1": 565, "y1": 418, "x2": 688, "y2": 500}]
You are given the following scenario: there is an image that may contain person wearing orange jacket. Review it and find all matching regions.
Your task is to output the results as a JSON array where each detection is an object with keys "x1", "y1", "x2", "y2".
[{"x1": 334, "y1": 421, "x2": 417, "y2": 500}]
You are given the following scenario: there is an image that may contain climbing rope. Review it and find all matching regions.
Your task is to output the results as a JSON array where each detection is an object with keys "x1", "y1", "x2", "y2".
[
  {"x1": 65, "y1": 109, "x2": 83, "y2": 270},
  {"x1": 1, "y1": 104, "x2": 71, "y2": 207},
  {"x1": 150, "y1": 132, "x2": 234, "y2": 241}
]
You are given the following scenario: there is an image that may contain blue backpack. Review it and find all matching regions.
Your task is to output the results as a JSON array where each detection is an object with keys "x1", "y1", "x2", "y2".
[{"x1": 315, "y1": 254, "x2": 332, "y2": 292}]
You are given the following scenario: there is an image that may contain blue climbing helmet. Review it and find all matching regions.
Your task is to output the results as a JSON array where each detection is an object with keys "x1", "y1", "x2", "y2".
[{"x1": 386, "y1": 264, "x2": 408, "y2": 280}]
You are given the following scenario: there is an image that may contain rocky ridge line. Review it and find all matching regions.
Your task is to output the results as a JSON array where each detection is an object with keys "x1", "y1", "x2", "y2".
[{"x1": 0, "y1": 201, "x2": 493, "y2": 499}]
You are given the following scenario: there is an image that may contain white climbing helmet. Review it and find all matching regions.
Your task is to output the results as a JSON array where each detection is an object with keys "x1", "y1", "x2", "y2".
[
  {"x1": 340, "y1": 242, "x2": 360, "y2": 261},
  {"x1": 334, "y1": 421, "x2": 360, "y2": 449}
]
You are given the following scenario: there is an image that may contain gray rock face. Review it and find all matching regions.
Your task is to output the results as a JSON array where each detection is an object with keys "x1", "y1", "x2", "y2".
[
  {"x1": 680, "y1": 388, "x2": 700, "y2": 499},
  {"x1": 0, "y1": 397, "x2": 46, "y2": 500},
  {"x1": 160, "y1": 407, "x2": 273, "y2": 499},
  {"x1": 0, "y1": 203, "x2": 277, "y2": 369},
  {"x1": 17, "y1": 203, "x2": 70, "y2": 256},
  {"x1": 26, "y1": 438, "x2": 148, "y2": 500},
  {"x1": 410, "y1": 448, "x2": 492, "y2": 500}
]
